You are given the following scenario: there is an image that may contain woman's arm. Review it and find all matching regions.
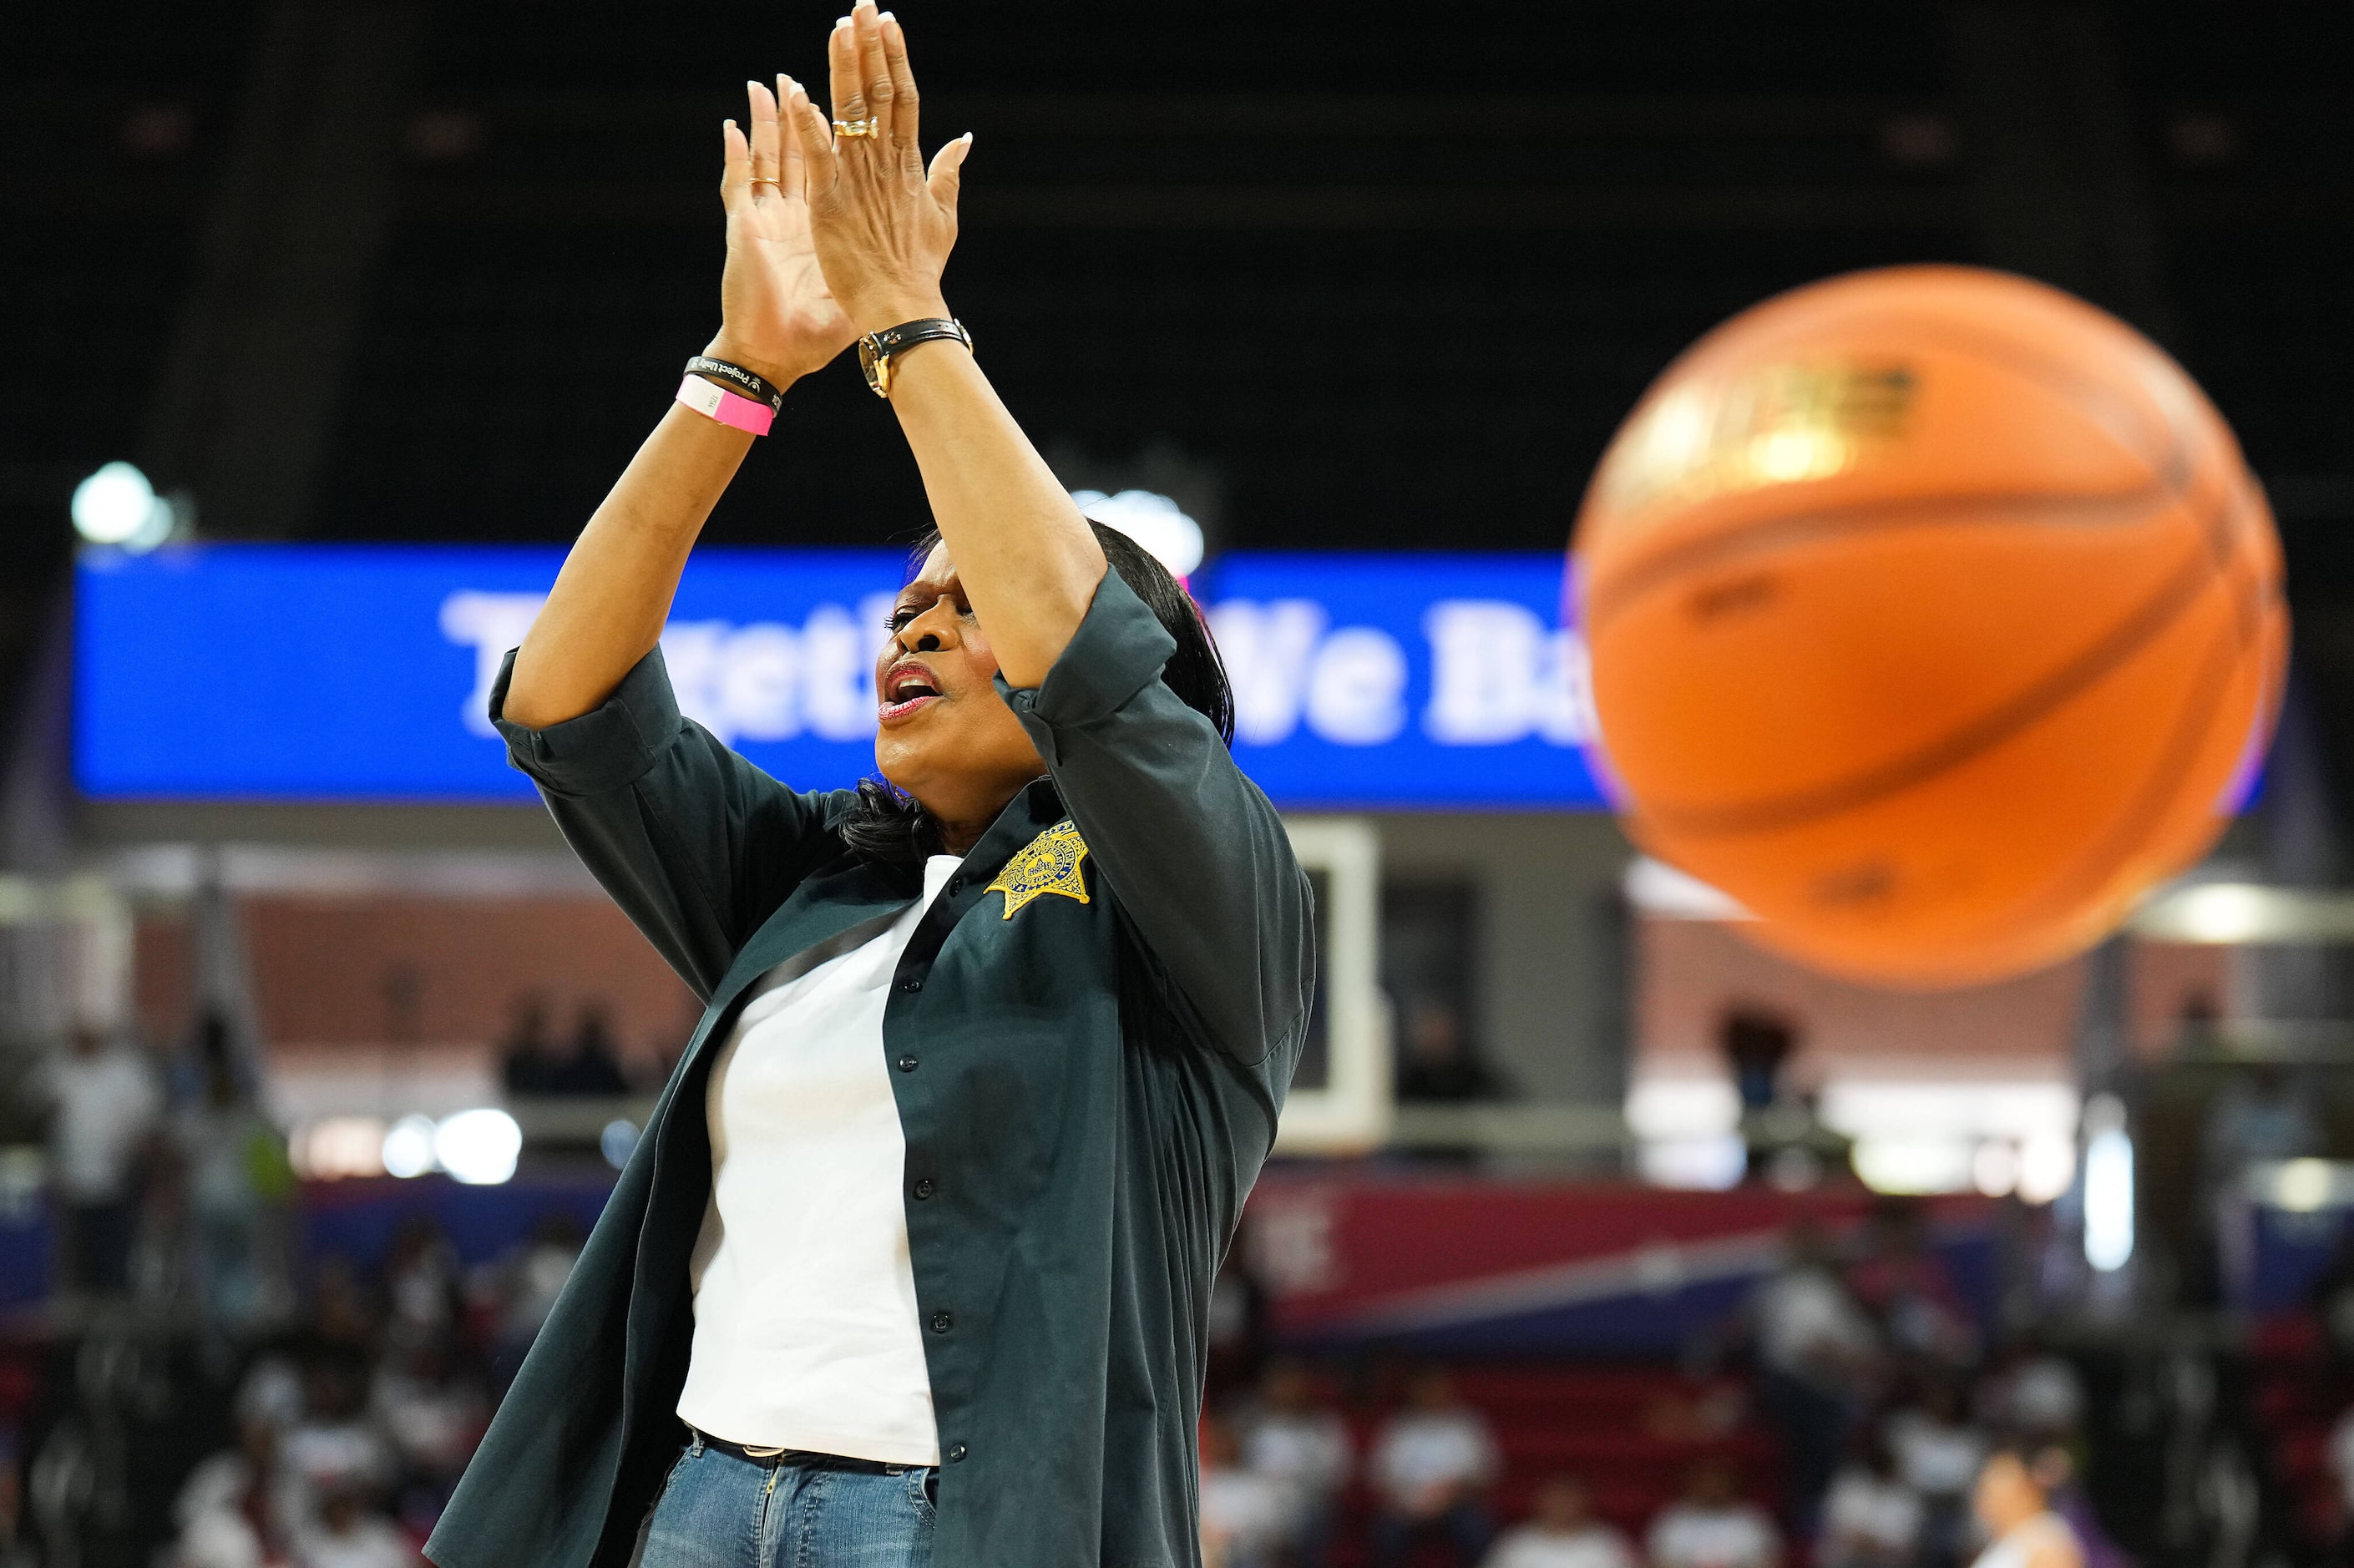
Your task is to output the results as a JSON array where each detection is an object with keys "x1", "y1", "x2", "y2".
[
  {"x1": 489, "y1": 79, "x2": 872, "y2": 992},
  {"x1": 788, "y1": 7, "x2": 1106, "y2": 690},
  {"x1": 504, "y1": 78, "x2": 861, "y2": 729}
]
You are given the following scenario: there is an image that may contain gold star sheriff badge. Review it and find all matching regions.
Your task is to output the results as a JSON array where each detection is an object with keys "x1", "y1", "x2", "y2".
[{"x1": 988, "y1": 819, "x2": 1091, "y2": 919}]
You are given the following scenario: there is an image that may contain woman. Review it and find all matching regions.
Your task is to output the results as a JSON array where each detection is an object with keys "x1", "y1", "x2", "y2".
[
  {"x1": 1966, "y1": 1446, "x2": 2083, "y2": 1568},
  {"x1": 423, "y1": 8, "x2": 1314, "y2": 1568}
]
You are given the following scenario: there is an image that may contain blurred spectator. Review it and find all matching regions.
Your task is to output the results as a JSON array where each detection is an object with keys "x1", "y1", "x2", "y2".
[
  {"x1": 168, "y1": 1414, "x2": 286, "y2": 1568},
  {"x1": 371, "y1": 1337, "x2": 488, "y2": 1529},
  {"x1": 1241, "y1": 1358, "x2": 1349, "y2": 1568},
  {"x1": 43, "y1": 1023, "x2": 163, "y2": 1296},
  {"x1": 1817, "y1": 1430, "x2": 1922, "y2": 1568},
  {"x1": 1887, "y1": 1380, "x2": 1987, "y2": 1568},
  {"x1": 311, "y1": 1255, "x2": 382, "y2": 1358},
  {"x1": 1722, "y1": 1009, "x2": 1805, "y2": 1183},
  {"x1": 291, "y1": 1478, "x2": 422, "y2": 1568},
  {"x1": 548, "y1": 1002, "x2": 630, "y2": 1097},
  {"x1": 1370, "y1": 1366, "x2": 1497, "y2": 1568},
  {"x1": 480, "y1": 1212, "x2": 585, "y2": 1392},
  {"x1": 1973, "y1": 1333, "x2": 2084, "y2": 1443},
  {"x1": 1967, "y1": 1445, "x2": 2082, "y2": 1568},
  {"x1": 382, "y1": 1216, "x2": 464, "y2": 1353},
  {"x1": 1723, "y1": 1009, "x2": 1794, "y2": 1116},
  {"x1": 2327, "y1": 1402, "x2": 2354, "y2": 1537},
  {"x1": 2203, "y1": 1061, "x2": 2318, "y2": 1177},
  {"x1": 0, "y1": 1429, "x2": 27, "y2": 1568},
  {"x1": 177, "y1": 1013, "x2": 297, "y2": 1337},
  {"x1": 1482, "y1": 1475, "x2": 1634, "y2": 1568},
  {"x1": 1207, "y1": 1246, "x2": 1270, "y2": 1388},
  {"x1": 281, "y1": 1351, "x2": 395, "y2": 1528},
  {"x1": 1847, "y1": 1200, "x2": 1975, "y2": 1367},
  {"x1": 1200, "y1": 1413, "x2": 1293, "y2": 1568},
  {"x1": 1646, "y1": 1459, "x2": 1781, "y2": 1568},
  {"x1": 1395, "y1": 999, "x2": 1506, "y2": 1103},
  {"x1": 498, "y1": 994, "x2": 559, "y2": 1095},
  {"x1": 1749, "y1": 1222, "x2": 1878, "y2": 1531}
]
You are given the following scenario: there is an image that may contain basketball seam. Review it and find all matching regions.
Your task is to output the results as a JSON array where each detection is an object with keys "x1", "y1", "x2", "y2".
[
  {"x1": 1965, "y1": 544, "x2": 2273, "y2": 950},
  {"x1": 1631, "y1": 481, "x2": 2243, "y2": 839},
  {"x1": 1583, "y1": 485, "x2": 2179, "y2": 635},
  {"x1": 1583, "y1": 300, "x2": 2201, "y2": 637}
]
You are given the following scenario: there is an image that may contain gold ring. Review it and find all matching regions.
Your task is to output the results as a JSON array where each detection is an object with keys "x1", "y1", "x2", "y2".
[
  {"x1": 749, "y1": 175, "x2": 782, "y2": 187},
  {"x1": 833, "y1": 117, "x2": 879, "y2": 139}
]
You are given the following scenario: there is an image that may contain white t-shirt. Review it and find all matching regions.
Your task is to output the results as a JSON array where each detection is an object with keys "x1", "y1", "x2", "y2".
[
  {"x1": 1754, "y1": 1267, "x2": 1876, "y2": 1383},
  {"x1": 1200, "y1": 1466, "x2": 1297, "y2": 1568},
  {"x1": 1484, "y1": 1521, "x2": 1638, "y2": 1568},
  {"x1": 290, "y1": 1514, "x2": 421, "y2": 1568},
  {"x1": 48, "y1": 1044, "x2": 163, "y2": 1202},
  {"x1": 1646, "y1": 1502, "x2": 1780, "y2": 1568},
  {"x1": 1243, "y1": 1409, "x2": 1352, "y2": 1499},
  {"x1": 1371, "y1": 1410, "x2": 1497, "y2": 1505},
  {"x1": 1886, "y1": 1412, "x2": 1986, "y2": 1500},
  {"x1": 675, "y1": 855, "x2": 958, "y2": 1464},
  {"x1": 1820, "y1": 1469, "x2": 1923, "y2": 1566}
]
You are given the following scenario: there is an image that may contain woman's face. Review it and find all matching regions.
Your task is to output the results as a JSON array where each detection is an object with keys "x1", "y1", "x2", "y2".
[
  {"x1": 873, "y1": 544, "x2": 1050, "y2": 836},
  {"x1": 1972, "y1": 1452, "x2": 2040, "y2": 1533}
]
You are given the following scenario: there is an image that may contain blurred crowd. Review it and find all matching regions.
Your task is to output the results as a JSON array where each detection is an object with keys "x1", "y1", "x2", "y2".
[
  {"x1": 37, "y1": 1014, "x2": 297, "y2": 1334},
  {"x1": 156, "y1": 1211, "x2": 583, "y2": 1568},
  {"x1": 1197, "y1": 1201, "x2": 2114, "y2": 1568}
]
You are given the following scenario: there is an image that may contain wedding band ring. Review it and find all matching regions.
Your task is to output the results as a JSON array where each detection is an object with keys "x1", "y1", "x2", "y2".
[
  {"x1": 833, "y1": 118, "x2": 879, "y2": 139},
  {"x1": 750, "y1": 175, "x2": 782, "y2": 187}
]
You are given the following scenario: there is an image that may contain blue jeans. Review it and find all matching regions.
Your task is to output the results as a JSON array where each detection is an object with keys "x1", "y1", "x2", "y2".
[{"x1": 636, "y1": 1434, "x2": 935, "y2": 1568}]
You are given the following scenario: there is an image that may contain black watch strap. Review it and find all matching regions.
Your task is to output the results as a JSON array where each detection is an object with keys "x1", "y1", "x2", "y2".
[
  {"x1": 858, "y1": 318, "x2": 974, "y2": 399},
  {"x1": 684, "y1": 356, "x2": 787, "y2": 415}
]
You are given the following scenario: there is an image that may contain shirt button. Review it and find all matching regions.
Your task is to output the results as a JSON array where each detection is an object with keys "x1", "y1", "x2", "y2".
[
  {"x1": 948, "y1": 875, "x2": 964, "y2": 895},
  {"x1": 947, "y1": 1444, "x2": 968, "y2": 1464},
  {"x1": 913, "y1": 1178, "x2": 935, "y2": 1200},
  {"x1": 901, "y1": 977, "x2": 924, "y2": 992},
  {"x1": 897, "y1": 1055, "x2": 919, "y2": 1073},
  {"x1": 929, "y1": 1312, "x2": 953, "y2": 1333}
]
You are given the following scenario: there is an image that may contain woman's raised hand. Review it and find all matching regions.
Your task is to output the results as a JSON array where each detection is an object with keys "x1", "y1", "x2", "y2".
[
  {"x1": 710, "y1": 78, "x2": 861, "y2": 384},
  {"x1": 788, "y1": 4, "x2": 972, "y2": 331}
]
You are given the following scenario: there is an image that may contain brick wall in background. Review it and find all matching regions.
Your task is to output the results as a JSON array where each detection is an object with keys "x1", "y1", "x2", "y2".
[
  {"x1": 1637, "y1": 917, "x2": 2233, "y2": 1081},
  {"x1": 135, "y1": 896, "x2": 697, "y2": 1071}
]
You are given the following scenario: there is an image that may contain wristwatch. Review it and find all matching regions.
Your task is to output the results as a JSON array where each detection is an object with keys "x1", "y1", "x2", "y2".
[{"x1": 858, "y1": 318, "x2": 975, "y2": 400}]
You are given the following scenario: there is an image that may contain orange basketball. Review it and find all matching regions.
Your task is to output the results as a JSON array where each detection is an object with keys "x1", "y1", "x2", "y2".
[{"x1": 1572, "y1": 265, "x2": 2287, "y2": 988}]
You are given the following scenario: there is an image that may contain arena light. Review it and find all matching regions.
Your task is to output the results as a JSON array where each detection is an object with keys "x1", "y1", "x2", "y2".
[
  {"x1": 2081, "y1": 1094, "x2": 2134, "y2": 1272},
  {"x1": 600, "y1": 1118, "x2": 640, "y2": 1171},
  {"x1": 434, "y1": 1107, "x2": 522, "y2": 1185},
  {"x1": 382, "y1": 1113, "x2": 440, "y2": 1178},
  {"x1": 2268, "y1": 1157, "x2": 2340, "y2": 1214},
  {"x1": 2017, "y1": 1135, "x2": 2076, "y2": 1205},
  {"x1": 71, "y1": 461, "x2": 177, "y2": 551},
  {"x1": 2153, "y1": 883, "x2": 2274, "y2": 943},
  {"x1": 1972, "y1": 1141, "x2": 2019, "y2": 1197},
  {"x1": 290, "y1": 1116, "x2": 387, "y2": 1181},
  {"x1": 1636, "y1": 1135, "x2": 1746, "y2": 1191},
  {"x1": 1853, "y1": 1137, "x2": 1973, "y2": 1195},
  {"x1": 1071, "y1": 488, "x2": 1204, "y2": 577}
]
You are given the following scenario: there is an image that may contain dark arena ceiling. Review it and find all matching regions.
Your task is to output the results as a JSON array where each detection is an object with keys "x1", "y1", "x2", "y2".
[{"x1": 4, "y1": 0, "x2": 2352, "y2": 809}]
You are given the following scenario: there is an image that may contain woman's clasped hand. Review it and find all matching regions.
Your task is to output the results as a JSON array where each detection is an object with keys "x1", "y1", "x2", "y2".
[{"x1": 708, "y1": 3, "x2": 972, "y2": 388}]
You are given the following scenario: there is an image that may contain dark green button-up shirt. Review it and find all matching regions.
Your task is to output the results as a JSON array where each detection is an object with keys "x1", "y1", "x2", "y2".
[{"x1": 424, "y1": 569, "x2": 1314, "y2": 1568}]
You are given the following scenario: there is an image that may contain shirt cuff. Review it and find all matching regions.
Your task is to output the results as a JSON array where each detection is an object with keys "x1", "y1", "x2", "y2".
[
  {"x1": 489, "y1": 645, "x2": 686, "y2": 797},
  {"x1": 995, "y1": 567, "x2": 1179, "y2": 752}
]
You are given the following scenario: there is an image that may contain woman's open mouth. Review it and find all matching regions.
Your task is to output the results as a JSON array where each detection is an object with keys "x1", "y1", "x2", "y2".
[{"x1": 878, "y1": 660, "x2": 944, "y2": 724}]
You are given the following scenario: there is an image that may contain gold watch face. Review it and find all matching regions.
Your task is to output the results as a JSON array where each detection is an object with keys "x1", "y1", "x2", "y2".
[{"x1": 857, "y1": 334, "x2": 890, "y2": 398}]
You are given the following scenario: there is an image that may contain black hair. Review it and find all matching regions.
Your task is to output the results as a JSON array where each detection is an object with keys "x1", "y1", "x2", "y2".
[{"x1": 838, "y1": 519, "x2": 1234, "y2": 869}]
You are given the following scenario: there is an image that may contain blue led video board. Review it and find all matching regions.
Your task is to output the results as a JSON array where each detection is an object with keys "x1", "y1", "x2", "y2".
[{"x1": 73, "y1": 544, "x2": 1607, "y2": 809}]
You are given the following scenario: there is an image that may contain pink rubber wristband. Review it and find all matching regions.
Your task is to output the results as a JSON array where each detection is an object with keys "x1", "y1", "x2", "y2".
[{"x1": 676, "y1": 374, "x2": 775, "y2": 436}]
